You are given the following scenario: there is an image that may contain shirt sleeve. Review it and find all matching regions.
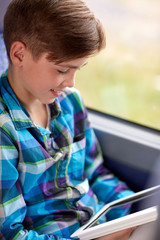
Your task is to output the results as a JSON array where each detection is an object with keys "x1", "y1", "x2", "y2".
[
  {"x1": 81, "y1": 103, "x2": 134, "y2": 221},
  {"x1": 0, "y1": 129, "x2": 71, "y2": 240}
]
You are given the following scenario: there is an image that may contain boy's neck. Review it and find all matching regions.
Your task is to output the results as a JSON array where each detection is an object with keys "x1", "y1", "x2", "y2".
[{"x1": 27, "y1": 102, "x2": 48, "y2": 129}]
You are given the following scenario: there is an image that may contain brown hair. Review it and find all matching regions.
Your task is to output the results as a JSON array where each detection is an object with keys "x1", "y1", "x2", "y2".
[{"x1": 3, "y1": 0, "x2": 106, "y2": 63}]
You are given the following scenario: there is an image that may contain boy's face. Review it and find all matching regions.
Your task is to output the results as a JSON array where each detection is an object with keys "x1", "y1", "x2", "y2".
[{"x1": 9, "y1": 45, "x2": 88, "y2": 105}]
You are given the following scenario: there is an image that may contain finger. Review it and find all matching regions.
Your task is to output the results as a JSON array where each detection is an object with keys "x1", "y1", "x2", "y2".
[
  {"x1": 119, "y1": 227, "x2": 136, "y2": 240},
  {"x1": 113, "y1": 227, "x2": 135, "y2": 240}
]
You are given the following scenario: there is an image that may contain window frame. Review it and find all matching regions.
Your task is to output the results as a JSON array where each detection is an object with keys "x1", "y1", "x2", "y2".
[{"x1": 88, "y1": 108, "x2": 160, "y2": 191}]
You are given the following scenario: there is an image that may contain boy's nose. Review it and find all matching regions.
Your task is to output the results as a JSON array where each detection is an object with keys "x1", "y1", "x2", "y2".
[
  {"x1": 67, "y1": 78, "x2": 75, "y2": 88},
  {"x1": 63, "y1": 72, "x2": 76, "y2": 88}
]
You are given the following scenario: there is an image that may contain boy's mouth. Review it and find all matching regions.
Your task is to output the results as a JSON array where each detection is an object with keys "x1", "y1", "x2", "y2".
[
  {"x1": 52, "y1": 89, "x2": 61, "y2": 93},
  {"x1": 50, "y1": 89, "x2": 63, "y2": 97}
]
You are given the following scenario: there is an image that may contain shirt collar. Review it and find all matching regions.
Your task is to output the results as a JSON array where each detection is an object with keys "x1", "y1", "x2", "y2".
[{"x1": 49, "y1": 98, "x2": 61, "y2": 120}]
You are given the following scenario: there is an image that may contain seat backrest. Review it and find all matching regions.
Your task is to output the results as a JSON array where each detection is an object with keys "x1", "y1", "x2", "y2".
[
  {"x1": 0, "y1": 0, "x2": 12, "y2": 32},
  {"x1": 0, "y1": 1, "x2": 11, "y2": 75},
  {"x1": 0, "y1": 33, "x2": 8, "y2": 76}
]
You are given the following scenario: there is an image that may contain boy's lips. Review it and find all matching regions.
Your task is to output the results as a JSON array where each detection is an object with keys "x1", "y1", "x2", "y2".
[
  {"x1": 50, "y1": 89, "x2": 63, "y2": 97},
  {"x1": 52, "y1": 89, "x2": 62, "y2": 93}
]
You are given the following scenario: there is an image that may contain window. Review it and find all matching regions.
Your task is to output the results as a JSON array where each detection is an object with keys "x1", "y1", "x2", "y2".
[{"x1": 76, "y1": 0, "x2": 160, "y2": 130}]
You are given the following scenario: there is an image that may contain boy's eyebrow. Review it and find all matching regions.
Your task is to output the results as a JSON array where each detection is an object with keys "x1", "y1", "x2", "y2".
[{"x1": 58, "y1": 61, "x2": 88, "y2": 69}]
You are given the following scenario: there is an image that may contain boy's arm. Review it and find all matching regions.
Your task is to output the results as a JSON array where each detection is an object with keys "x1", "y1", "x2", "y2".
[
  {"x1": 0, "y1": 130, "x2": 70, "y2": 240},
  {"x1": 83, "y1": 108, "x2": 134, "y2": 221}
]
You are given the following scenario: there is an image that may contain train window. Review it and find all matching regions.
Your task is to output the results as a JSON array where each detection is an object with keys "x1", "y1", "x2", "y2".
[{"x1": 76, "y1": 0, "x2": 160, "y2": 131}]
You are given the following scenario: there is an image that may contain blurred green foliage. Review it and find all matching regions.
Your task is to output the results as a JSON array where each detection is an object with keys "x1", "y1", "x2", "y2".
[
  {"x1": 76, "y1": 48, "x2": 160, "y2": 130},
  {"x1": 76, "y1": 0, "x2": 160, "y2": 130}
]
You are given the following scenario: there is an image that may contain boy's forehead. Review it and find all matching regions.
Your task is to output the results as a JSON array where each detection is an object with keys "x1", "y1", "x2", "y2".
[{"x1": 57, "y1": 58, "x2": 88, "y2": 69}]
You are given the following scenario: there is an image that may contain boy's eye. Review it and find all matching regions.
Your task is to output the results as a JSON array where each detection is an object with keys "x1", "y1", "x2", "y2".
[{"x1": 57, "y1": 69, "x2": 69, "y2": 74}]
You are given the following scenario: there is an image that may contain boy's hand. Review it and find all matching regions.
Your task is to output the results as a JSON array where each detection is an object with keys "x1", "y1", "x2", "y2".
[{"x1": 94, "y1": 227, "x2": 136, "y2": 240}]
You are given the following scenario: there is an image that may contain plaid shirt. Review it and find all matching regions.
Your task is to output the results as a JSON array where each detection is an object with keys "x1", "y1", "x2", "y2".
[{"x1": 0, "y1": 73, "x2": 133, "y2": 240}]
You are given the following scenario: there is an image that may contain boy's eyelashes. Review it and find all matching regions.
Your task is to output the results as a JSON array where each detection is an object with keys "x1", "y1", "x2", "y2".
[
  {"x1": 57, "y1": 69, "x2": 69, "y2": 74},
  {"x1": 56, "y1": 66, "x2": 82, "y2": 75}
]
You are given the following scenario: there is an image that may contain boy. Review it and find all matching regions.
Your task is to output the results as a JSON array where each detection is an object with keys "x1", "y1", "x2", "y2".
[{"x1": 0, "y1": 0, "x2": 134, "y2": 239}]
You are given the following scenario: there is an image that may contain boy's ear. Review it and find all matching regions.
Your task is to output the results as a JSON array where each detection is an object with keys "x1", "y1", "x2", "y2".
[{"x1": 10, "y1": 41, "x2": 26, "y2": 66}]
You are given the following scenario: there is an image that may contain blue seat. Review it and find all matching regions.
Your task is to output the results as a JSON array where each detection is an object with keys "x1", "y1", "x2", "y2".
[
  {"x1": 0, "y1": 34, "x2": 8, "y2": 75},
  {"x1": 0, "y1": 1, "x2": 11, "y2": 75}
]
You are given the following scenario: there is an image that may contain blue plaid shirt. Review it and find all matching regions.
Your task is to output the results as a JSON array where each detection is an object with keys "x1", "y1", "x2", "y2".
[{"x1": 0, "y1": 72, "x2": 133, "y2": 240}]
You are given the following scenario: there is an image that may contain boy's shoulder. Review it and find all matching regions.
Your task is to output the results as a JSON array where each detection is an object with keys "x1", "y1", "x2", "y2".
[
  {"x1": 59, "y1": 87, "x2": 85, "y2": 112},
  {"x1": 0, "y1": 97, "x2": 17, "y2": 141},
  {"x1": 0, "y1": 77, "x2": 19, "y2": 139},
  {"x1": 61, "y1": 87, "x2": 81, "y2": 99}
]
